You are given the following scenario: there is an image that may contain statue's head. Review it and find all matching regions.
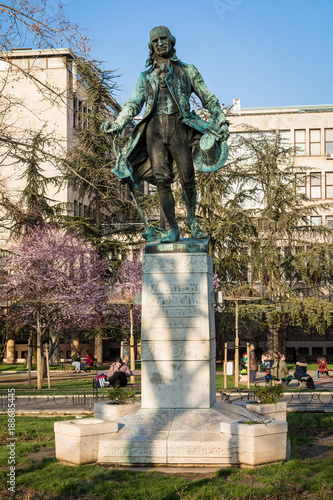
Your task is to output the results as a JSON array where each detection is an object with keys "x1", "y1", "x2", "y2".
[{"x1": 146, "y1": 26, "x2": 176, "y2": 66}]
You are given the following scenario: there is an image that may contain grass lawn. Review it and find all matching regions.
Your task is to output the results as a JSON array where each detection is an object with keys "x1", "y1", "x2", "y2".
[{"x1": 0, "y1": 413, "x2": 332, "y2": 499}]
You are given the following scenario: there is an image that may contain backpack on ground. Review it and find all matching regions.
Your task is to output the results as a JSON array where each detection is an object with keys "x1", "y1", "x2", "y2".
[{"x1": 96, "y1": 374, "x2": 109, "y2": 388}]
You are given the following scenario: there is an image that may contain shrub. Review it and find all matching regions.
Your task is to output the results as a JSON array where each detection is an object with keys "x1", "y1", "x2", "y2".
[
  {"x1": 107, "y1": 387, "x2": 136, "y2": 404},
  {"x1": 253, "y1": 385, "x2": 284, "y2": 404}
]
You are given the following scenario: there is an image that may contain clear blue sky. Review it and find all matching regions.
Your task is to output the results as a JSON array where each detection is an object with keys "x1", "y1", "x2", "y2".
[{"x1": 64, "y1": 0, "x2": 333, "y2": 109}]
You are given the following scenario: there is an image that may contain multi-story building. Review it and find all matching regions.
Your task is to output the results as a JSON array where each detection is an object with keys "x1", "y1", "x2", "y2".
[{"x1": 228, "y1": 100, "x2": 333, "y2": 359}]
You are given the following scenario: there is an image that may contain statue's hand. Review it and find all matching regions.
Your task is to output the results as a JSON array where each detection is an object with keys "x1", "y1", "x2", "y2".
[
  {"x1": 100, "y1": 121, "x2": 119, "y2": 135},
  {"x1": 218, "y1": 123, "x2": 230, "y2": 142},
  {"x1": 209, "y1": 114, "x2": 229, "y2": 141}
]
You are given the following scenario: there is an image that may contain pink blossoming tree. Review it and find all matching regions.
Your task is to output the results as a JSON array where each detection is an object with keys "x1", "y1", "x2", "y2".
[{"x1": 2, "y1": 225, "x2": 109, "y2": 388}]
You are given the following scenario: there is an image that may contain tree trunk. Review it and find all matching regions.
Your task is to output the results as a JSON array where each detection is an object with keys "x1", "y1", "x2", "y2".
[
  {"x1": 32, "y1": 332, "x2": 37, "y2": 363},
  {"x1": 95, "y1": 193, "x2": 102, "y2": 231},
  {"x1": 95, "y1": 334, "x2": 103, "y2": 365},
  {"x1": 27, "y1": 337, "x2": 32, "y2": 389},
  {"x1": 36, "y1": 308, "x2": 43, "y2": 389},
  {"x1": 49, "y1": 330, "x2": 60, "y2": 365},
  {"x1": 266, "y1": 311, "x2": 284, "y2": 353},
  {"x1": 71, "y1": 338, "x2": 80, "y2": 359},
  {"x1": 6, "y1": 338, "x2": 15, "y2": 364}
]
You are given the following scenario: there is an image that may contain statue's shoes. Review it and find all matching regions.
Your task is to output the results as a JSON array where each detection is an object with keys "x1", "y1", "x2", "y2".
[
  {"x1": 160, "y1": 227, "x2": 180, "y2": 243},
  {"x1": 188, "y1": 219, "x2": 208, "y2": 239}
]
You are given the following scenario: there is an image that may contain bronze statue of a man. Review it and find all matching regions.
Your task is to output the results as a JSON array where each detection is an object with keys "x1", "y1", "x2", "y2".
[{"x1": 101, "y1": 26, "x2": 229, "y2": 243}]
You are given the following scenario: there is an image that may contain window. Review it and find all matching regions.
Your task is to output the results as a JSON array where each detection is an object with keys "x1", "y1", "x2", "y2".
[
  {"x1": 279, "y1": 130, "x2": 291, "y2": 161},
  {"x1": 325, "y1": 129, "x2": 333, "y2": 154},
  {"x1": 309, "y1": 129, "x2": 321, "y2": 155},
  {"x1": 73, "y1": 200, "x2": 78, "y2": 217},
  {"x1": 326, "y1": 215, "x2": 333, "y2": 228},
  {"x1": 312, "y1": 347, "x2": 323, "y2": 356},
  {"x1": 295, "y1": 173, "x2": 306, "y2": 194},
  {"x1": 66, "y1": 350, "x2": 71, "y2": 360},
  {"x1": 311, "y1": 215, "x2": 322, "y2": 226},
  {"x1": 325, "y1": 172, "x2": 333, "y2": 198},
  {"x1": 310, "y1": 173, "x2": 321, "y2": 199},
  {"x1": 279, "y1": 130, "x2": 291, "y2": 145},
  {"x1": 294, "y1": 129, "x2": 305, "y2": 155}
]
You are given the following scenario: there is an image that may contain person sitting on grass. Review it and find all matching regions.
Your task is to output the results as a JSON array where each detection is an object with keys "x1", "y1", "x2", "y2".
[
  {"x1": 294, "y1": 357, "x2": 315, "y2": 389},
  {"x1": 106, "y1": 357, "x2": 132, "y2": 388}
]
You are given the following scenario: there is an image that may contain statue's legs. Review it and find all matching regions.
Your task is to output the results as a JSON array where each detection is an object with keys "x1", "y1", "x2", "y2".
[
  {"x1": 147, "y1": 116, "x2": 180, "y2": 243},
  {"x1": 182, "y1": 187, "x2": 208, "y2": 239},
  {"x1": 147, "y1": 114, "x2": 207, "y2": 241},
  {"x1": 167, "y1": 119, "x2": 207, "y2": 239}
]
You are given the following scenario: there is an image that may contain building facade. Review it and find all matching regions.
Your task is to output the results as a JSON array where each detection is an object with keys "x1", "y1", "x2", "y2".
[{"x1": 228, "y1": 100, "x2": 333, "y2": 358}]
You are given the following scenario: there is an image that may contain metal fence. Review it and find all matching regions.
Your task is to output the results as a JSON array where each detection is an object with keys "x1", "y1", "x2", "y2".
[
  {"x1": 220, "y1": 388, "x2": 333, "y2": 410},
  {"x1": 0, "y1": 389, "x2": 109, "y2": 412},
  {"x1": 1, "y1": 388, "x2": 333, "y2": 412}
]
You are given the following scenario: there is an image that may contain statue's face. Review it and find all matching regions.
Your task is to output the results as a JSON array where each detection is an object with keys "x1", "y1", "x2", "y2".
[{"x1": 151, "y1": 32, "x2": 172, "y2": 58}]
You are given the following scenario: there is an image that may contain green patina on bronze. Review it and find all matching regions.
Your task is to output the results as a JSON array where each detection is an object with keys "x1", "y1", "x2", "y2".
[{"x1": 101, "y1": 26, "x2": 229, "y2": 244}]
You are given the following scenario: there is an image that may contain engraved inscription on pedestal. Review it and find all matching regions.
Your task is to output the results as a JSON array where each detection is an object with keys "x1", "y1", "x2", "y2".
[
  {"x1": 149, "y1": 281, "x2": 201, "y2": 329},
  {"x1": 106, "y1": 444, "x2": 166, "y2": 458},
  {"x1": 141, "y1": 339, "x2": 216, "y2": 361}
]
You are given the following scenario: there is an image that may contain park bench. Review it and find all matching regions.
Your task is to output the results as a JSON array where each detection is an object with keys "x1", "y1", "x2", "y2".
[
  {"x1": 61, "y1": 358, "x2": 96, "y2": 372},
  {"x1": 61, "y1": 361, "x2": 74, "y2": 371},
  {"x1": 267, "y1": 375, "x2": 310, "y2": 389}
]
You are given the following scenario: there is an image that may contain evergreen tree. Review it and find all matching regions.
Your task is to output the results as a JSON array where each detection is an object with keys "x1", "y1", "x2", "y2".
[
  {"x1": 212, "y1": 129, "x2": 333, "y2": 351},
  {"x1": 0, "y1": 131, "x2": 61, "y2": 234}
]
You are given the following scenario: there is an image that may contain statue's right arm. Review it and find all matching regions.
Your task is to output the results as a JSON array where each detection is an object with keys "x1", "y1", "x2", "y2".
[{"x1": 100, "y1": 73, "x2": 146, "y2": 135}]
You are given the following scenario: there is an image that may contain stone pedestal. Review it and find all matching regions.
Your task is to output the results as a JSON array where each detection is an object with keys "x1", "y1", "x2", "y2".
[
  {"x1": 141, "y1": 239, "x2": 216, "y2": 409},
  {"x1": 55, "y1": 238, "x2": 289, "y2": 467}
]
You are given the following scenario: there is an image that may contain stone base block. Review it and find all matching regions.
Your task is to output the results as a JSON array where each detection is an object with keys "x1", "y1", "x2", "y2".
[
  {"x1": 232, "y1": 401, "x2": 287, "y2": 422},
  {"x1": 54, "y1": 403, "x2": 288, "y2": 467},
  {"x1": 94, "y1": 402, "x2": 140, "y2": 420},
  {"x1": 92, "y1": 402, "x2": 288, "y2": 467},
  {"x1": 220, "y1": 419, "x2": 288, "y2": 466},
  {"x1": 54, "y1": 418, "x2": 119, "y2": 465},
  {"x1": 245, "y1": 402, "x2": 287, "y2": 422}
]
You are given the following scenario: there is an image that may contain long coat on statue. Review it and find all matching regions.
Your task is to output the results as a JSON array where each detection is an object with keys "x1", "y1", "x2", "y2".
[{"x1": 112, "y1": 58, "x2": 225, "y2": 187}]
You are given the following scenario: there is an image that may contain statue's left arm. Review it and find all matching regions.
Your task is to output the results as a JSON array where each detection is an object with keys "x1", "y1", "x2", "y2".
[{"x1": 189, "y1": 65, "x2": 229, "y2": 141}]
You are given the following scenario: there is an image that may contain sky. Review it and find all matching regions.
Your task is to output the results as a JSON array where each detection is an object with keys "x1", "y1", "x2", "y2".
[{"x1": 63, "y1": 0, "x2": 333, "y2": 109}]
